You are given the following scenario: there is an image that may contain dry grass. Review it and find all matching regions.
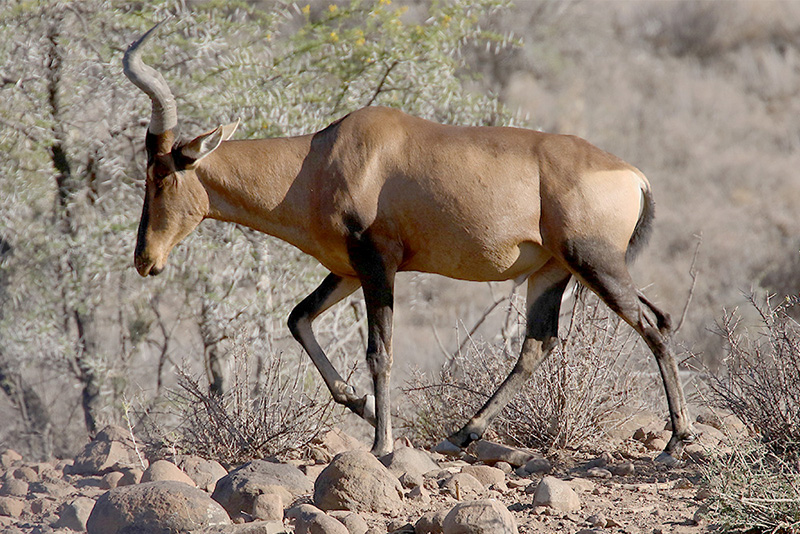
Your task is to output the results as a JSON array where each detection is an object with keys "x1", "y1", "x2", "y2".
[
  {"x1": 167, "y1": 343, "x2": 339, "y2": 467},
  {"x1": 698, "y1": 294, "x2": 800, "y2": 531},
  {"x1": 709, "y1": 295, "x2": 800, "y2": 458},
  {"x1": 400, "y1": 288, "x2": 650, "y2": 452}
]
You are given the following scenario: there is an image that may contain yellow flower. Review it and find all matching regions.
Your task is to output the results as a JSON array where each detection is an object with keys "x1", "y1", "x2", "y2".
[
  {"x1": 379, "y1": 0, "x2": 391, "y2": 5},
  {"x1": 355, "y1": 37, "x2": 366, "y2": 46},
  {"x1": 301, "y1": 4, "x2": 310, "y2": 15},
  {"x1": 442, "y1": 14, "x2": 452, "y2": 24},
  {"x1": 328, "y1": 4, "x2": 338, "y2": 12},
  {"x1": 329, "y1": 31, "x2": 339, "y2": 42}
]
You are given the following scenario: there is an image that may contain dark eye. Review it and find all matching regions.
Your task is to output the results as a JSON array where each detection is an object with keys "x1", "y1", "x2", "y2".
[{"x1": 153, "y1": 161, "x2": 171, "y2": 180}]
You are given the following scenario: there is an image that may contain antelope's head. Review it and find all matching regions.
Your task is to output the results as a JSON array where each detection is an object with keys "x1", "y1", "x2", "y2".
[{"x1": 123, "y1": 23, "x2": 238, "y2": 277}]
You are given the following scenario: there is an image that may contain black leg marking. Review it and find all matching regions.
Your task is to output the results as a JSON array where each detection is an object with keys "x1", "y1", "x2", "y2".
[
  {"x1": 344, "y1": 215, "x2": 399, "y2": 455},
  {"x1": 288, "y1": 273, "x2": 364, "y2": 414},
  {"x1": 561, "y1": 237, "x2": 693, "y2": 461},
  {"x1": 444, "y1": 264, "x2": 572, "y2": 450}
]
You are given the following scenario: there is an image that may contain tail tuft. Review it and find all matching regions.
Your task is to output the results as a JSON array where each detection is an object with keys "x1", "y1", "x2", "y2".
[{"x1": 626, "y1": 185, "x2": 655, "y2": 265}]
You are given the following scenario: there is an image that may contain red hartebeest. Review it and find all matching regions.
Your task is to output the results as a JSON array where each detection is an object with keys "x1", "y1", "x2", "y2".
[{"x1": 123, "y1": 23, "x2": 694, "y2": 460}]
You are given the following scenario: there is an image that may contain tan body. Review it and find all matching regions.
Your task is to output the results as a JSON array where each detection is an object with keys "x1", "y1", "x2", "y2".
[
  {"x1": 125, "y1": 24, "x2": 694, "y2": 461},
  {"x1": 185, "y1": 108, "x2": 644, "y2": 283}
]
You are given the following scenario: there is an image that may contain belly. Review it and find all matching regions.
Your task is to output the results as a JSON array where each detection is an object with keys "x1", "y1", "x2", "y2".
[{"x1": 402, "y1": 240, "x2": 552, "y2": 282}]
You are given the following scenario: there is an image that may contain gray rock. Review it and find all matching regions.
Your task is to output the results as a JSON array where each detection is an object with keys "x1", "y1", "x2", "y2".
[
  {"x1": 70, "y1": 425, "x2": 145, "y2": 475},
  {"x1": 13, "y1": 466, "x2": 38, "y2": 483},
  {"x1": 0, "y1": 496, "x2": 25, "y2": 518},
  {"x1": 141, "y1": 459, "x2": 197, "y2": 486},
  {"x1": 313, "y1": 450, "x2": 403, "y2": 513},
  {"x1": 287, "y1": 503, "x2": 349, "y2": 534},
  {"x1": 532, "y1": 476, "x2": 581, "y2": 512},
  {"x1": 523, "y1": 457, "x2": 551, "y2": 475},
  {"x1": 380, "y1": 447, "x2": 439, "y2": 480},
  {"x1": 315, "y1": 429, "x2": 368, "y2": 458},
  {"x1": 415, "y1": 509, "x2": 449, "y2": 534},
  {"x1": 459, "y1": 466, "x2": 505, "y2": 488},
  {"x1": 86, "y1": 480, "x2": 231, "y2": 534},
  {"x1": 441, "y1": 473, "x2": 484, "y2": 499},
  {"x1": 470, "y1": 441, "x2": 534, "y2": 467},
  {"x1": 53, "y1": 496, "x2": 96, "y2": 531},
  {"x1": 212, "y1": 460, "x2": 313, "y2": 517},
  {"x1": 0, "y1": 450, "x2": 22, "y2": 470},
  {"x1": 442, "y1": 499, "x2": 518, "y2": 534},
  {"x1": 328, "y1": 510, "x2": 370, "y2": 534},
  {"x1": 609, "y1": 462, "x2": 635, "y2": 477},
  {"x1": 178, "y1": 456, "x2": 228, "y2": 493},
  {"x1": 101, "y1": 471, "x2": 124, "y2": 490},
  {"x1": 586, "y1": 467, "x2": 612, "y2": 479},
  {"x1": 190, "y1": 521, "x2": 289, "y2": 533},
  {"x1": 0, "y1": 478, "x2": 28, "y2": 497},
  {"x1": 253, "y1": 493, "x2": 284, "y2": 522}
]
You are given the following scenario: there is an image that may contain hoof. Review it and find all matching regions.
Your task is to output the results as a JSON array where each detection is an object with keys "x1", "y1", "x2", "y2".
[
  {"x1": 344, "y1": 393, "x2": 376, "y2": 427},
  {"x1": 433, "y1": 439, "x2": 465, "y2": 457},
  {"x1": 361, "y1": 394, "x2": 376, "y2": 427},
  {"x1": 655, "y1": 451, "x2": 681, "y2": 467}
]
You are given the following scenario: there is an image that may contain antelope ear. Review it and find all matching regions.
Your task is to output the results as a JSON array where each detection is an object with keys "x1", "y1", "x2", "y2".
[{"x1": 180, "y1": 120, "x2": 240, "y2": 163}]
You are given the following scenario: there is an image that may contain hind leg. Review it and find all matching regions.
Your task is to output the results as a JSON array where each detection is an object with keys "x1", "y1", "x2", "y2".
[
  {"x1": 440, "y1": 260, "x2": 572, "y2": 451},
  {"x1": 563, "y1": 240, "x2": 694, "y2": 460}
]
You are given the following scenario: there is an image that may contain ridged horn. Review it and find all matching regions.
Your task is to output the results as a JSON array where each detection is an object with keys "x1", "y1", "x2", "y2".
[{"x1": 122, "y1": 20, "x2": 178, "y2": 137}]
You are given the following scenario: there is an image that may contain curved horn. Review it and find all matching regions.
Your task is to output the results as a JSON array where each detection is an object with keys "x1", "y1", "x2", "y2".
[{"x1": 122, "y1": 20, "x2": 177, "y2": 136}]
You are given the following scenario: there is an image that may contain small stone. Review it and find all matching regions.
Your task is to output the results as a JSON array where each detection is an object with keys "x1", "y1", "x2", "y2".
[
  {"x1": 0, "y1": 497, "x2": 24, "y2": 518},
  {"x1": 253, "y1": 493, "x2": 283, "y2": 522},
  {"x1": 399, "y1": 471, "x2": 422, "y2": 489},
  {"x1": 141, "y1": 459, "x2": 197, "y2": 486},
  {"x1": 0, "y1": 450, "x2": 22, "y2": 469},
  {"x1": 672, "y1": 477, "x2": 694, "y2": 490},
  {"x1": 460, "y1": 465, "x2": 505, "y2": 488},
  {"x1": 328, "y1": 510, "x2": 369, "y2": 534},
  {"x1": 442, "y1": 472, "x2": 484, "y2": 499},
  {"x1": 532, "y1": 476, "x2": 581, "y2": 512},
  {"x1": 695, "y1": 488, "x2": 713, "y2": 501},
  {"x1": 586, "y1": 467, "x2": 612, "y2": 479},
  {"x1": 101, "y1": 471, "x2": 124, "y2": 489},
  {"x1": 380, "y1": 446, "x2": 439, "y2": 481},
  {"x1": 646, "y1": 438, "x2": 667, "y2": 452},
  {"x1": 524, "y1": 457, "x2": 551, "y2": 475},
  {"x1": 495, "y1": 462, "x2": 512, "y2": 474},
  {"x1": 442, "y1": 498, "x2": 518, "y2": 534},
  {"x1": 408, "y1": 484, "x2": 430, "y2": 503},
  {"x1": 470, "y1": 440, "x2": 534, "y2": 467},
  {"x1": 609, "y1": 462, "x2": 635, "y2": 476},
  {"x1": 587, "y1": 513, "x2": 607, "y2": 528},
  {"x1": 54, "y1": 496, "x2": 96, "y2": 531},
  {"x1": 585, "y1": 453, "x2": 612, "y2": 469},
  {"x1": 13, "y1": 466, "x2": 38, "y2": 482},
  {"x1": 0, "y1": 477, "x2": 27, "y2": 498},
  {"x1": 313, "y1": 450, "x2": 404, "y2": 513}
]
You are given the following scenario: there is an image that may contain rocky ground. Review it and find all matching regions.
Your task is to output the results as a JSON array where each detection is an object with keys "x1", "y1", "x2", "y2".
[{"x1": 0, "y1": 411, "x2": 742, "y2": 534}]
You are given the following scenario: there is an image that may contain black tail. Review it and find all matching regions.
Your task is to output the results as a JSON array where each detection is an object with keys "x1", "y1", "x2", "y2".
[{"x1": 626, "y1": 185, "x2": 655, "y2": 265}]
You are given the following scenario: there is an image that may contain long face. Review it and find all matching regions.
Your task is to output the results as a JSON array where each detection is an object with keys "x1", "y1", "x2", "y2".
[{"x1": 134, "y1": 148, "x2": 209, "y2": 277}]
